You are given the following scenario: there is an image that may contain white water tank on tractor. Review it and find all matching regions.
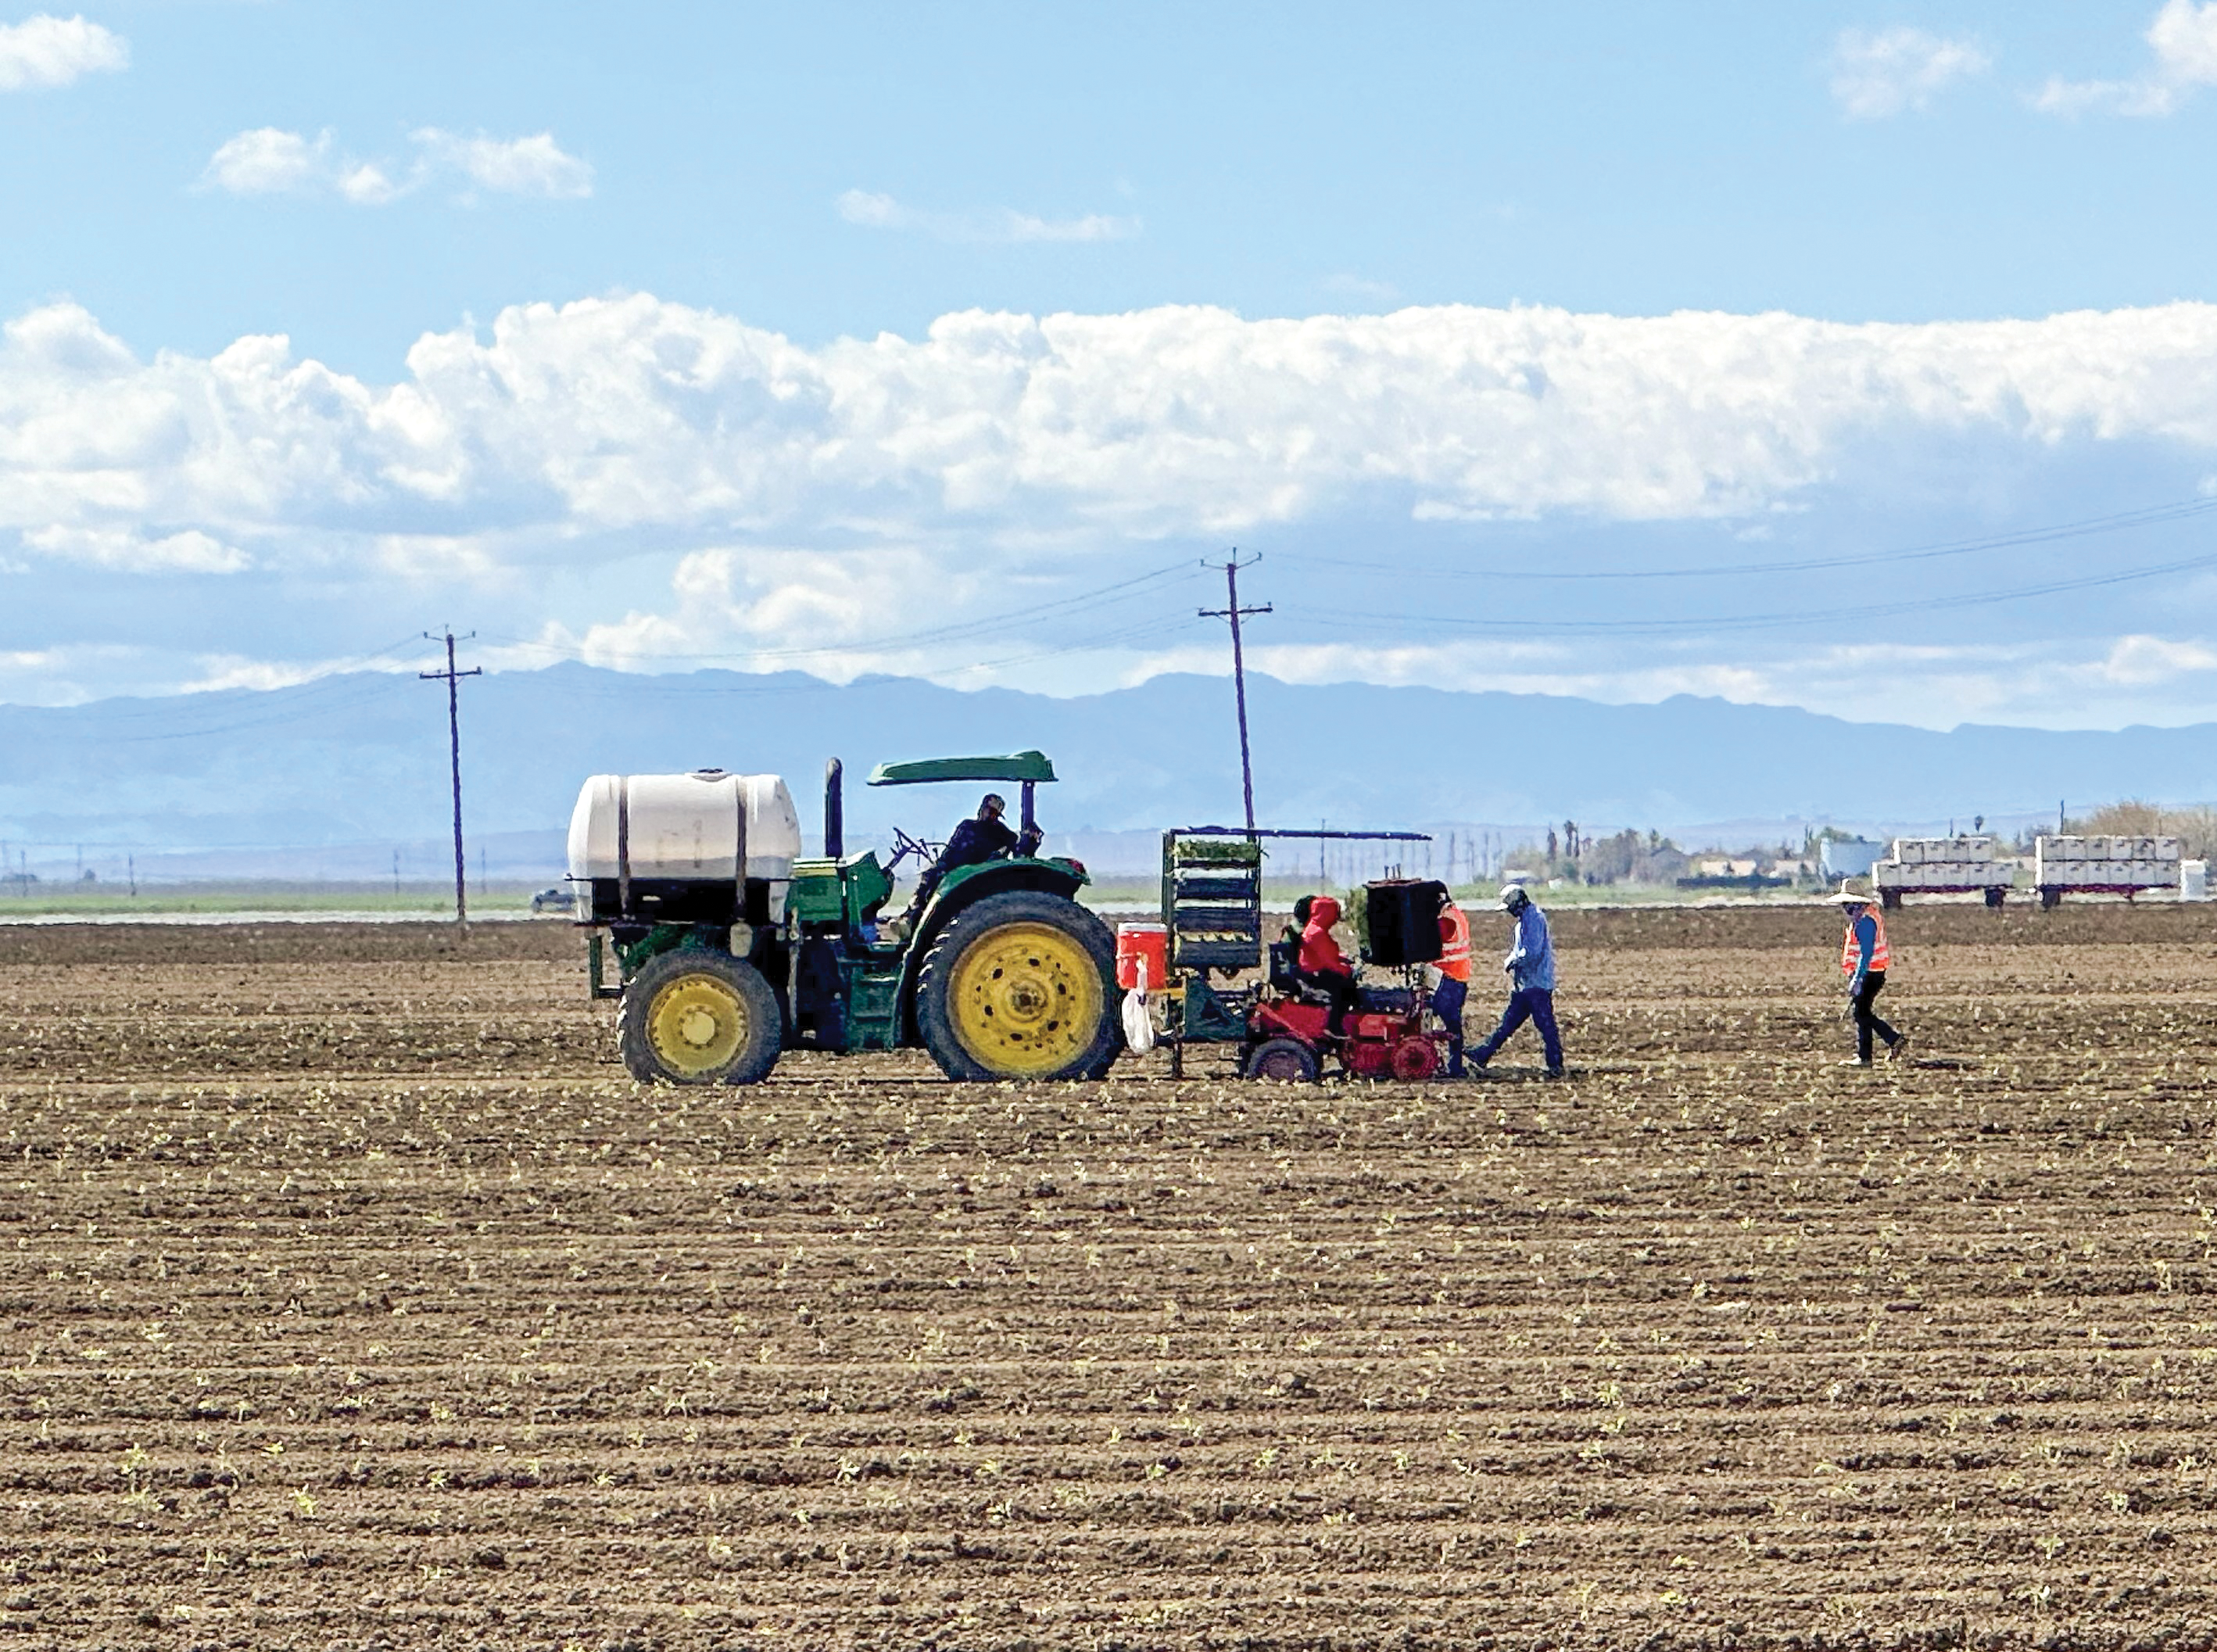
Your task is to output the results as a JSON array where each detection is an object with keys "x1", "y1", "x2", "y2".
[{"x1": 568, "y1": 771, "x2": 803, "y2": 923}]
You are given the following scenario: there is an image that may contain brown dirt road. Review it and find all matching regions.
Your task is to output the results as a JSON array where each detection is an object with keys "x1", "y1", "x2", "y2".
[{"x1": 1, "y1": 906, "x2": 2215, "y2": 1647}]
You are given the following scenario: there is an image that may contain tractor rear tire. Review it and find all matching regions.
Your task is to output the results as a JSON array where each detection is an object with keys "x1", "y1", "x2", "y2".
[
  {"x1": 621, "y1": 950, "x2": 783, "y2": 1086},
  {"x1": 1389, "y1": 1037, "x2": 1439, "y2": 1081},
  {"x1": 915, "y1": 891, "x2": 1121, "y2": 1081},
  {"x1": 1243, "y1": 1037, "x2": 1320, "y2": 1082}
]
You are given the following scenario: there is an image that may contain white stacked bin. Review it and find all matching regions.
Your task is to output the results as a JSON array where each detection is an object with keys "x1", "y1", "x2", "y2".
[
  {"x1": 2033, "y1": 835, "x2": 2183, "y2": 905},
  {"x1": 1871, "y1": 837, "x2": 2011, "y2": 906}
]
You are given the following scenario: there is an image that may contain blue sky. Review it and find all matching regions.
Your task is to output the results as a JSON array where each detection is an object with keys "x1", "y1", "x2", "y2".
[
  {"x1": 13, "y1": 4, "x2": 2214, "y2": 364},
  {"x1": 10, "y1": 2, "x2": 2217, "y2": 729}
]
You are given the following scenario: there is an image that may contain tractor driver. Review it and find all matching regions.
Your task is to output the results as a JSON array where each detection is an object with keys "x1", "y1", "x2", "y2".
[
  {"x1": 1296, "y1": 894, "x2": 1360, "y2": 1037},
  {"x1": 904, "y1": 791, "x2": 1043, "y2": 918}
]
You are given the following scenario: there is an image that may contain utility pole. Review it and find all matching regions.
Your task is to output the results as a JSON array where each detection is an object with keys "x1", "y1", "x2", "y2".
[
  {"x1": 421, "y1": 629, "x2": 482, "y2": 930},
  {"x1": 1200, "y1": 552, "x2": 1271, "y2": 836}
]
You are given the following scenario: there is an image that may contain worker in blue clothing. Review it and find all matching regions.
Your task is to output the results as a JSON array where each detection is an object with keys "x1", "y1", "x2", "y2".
[
  {"x1": 903, "y1": 792, "x2": 1043, "y2": 920},
  {"x1": 1470, "y1": 883, "x2": 1564, "y2": 1077},
  {"x1": 1829, "y1": 883, "x2": 1907, "y2": 1066}
]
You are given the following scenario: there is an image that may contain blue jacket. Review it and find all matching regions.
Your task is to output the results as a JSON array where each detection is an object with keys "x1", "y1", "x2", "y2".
[
  {"x1": 1505, "y1": 903, "x2": 1556, "y2": 991},
  {"x1": 935, "y1": 813, "x2": 1019, "y2": 873}
]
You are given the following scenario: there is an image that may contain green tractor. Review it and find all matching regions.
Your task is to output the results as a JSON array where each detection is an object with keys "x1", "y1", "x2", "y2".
[{"x1": 568, "y1": 751, "x2": 1123, "y2": 1084}]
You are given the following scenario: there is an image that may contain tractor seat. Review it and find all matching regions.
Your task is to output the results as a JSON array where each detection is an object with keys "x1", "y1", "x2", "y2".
[
  {"x1": 1268, "y1": 942, "x2": 1334, "y2": 1004},
  {"x1": 1271, "y1": 942, "x2": 1366, "y2": 1012}
]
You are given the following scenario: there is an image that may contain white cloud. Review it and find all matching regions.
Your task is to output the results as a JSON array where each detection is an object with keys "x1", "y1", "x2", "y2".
[
  {"x1": 558, "y1": 545, "x2": 987, "y2": 679},
  {"x1": 174, "y1": 654, "x2": 325, "y2": 694},
  {"x1": 2151, "y1": 0, "x2": 2217, "y2": 83},
  {"x1": 837, "y1": 188, "x2": 1138, "y2": 243},
  {"x1": 21, "y1": 525, "x2": 249, "y2": 573},
  {"x1": 202, "y1": 127, "x2": 331, "y2": 195},
  {"x1": 1231, "y1": 639, "x2": 1782, "y2": 710},
  {"x1": 200, "y1": 127, "x2": 592, "y2": 203},
  {"x1": 2030, "y1": 78, "x2": 2124, "y2": 117},
  {"x1": 1830, "y1": 26, "x2": 1990, "y2": 118},
  {"x1": 835, "y1": 189, "x2": 904, "y2": 228},
  {"x1": 0, "y1": 640, "x2": 144, "y2": 707},
  {"x1": 414, "y1": 129, "x2": 593, "y2": 199},
  {"x1": 2089, "y1": 632, "x2": 2217, "y2": 683},
  {"x1": 371, "y1": 532, "x2": 503, "y2": 582},
  {"x1": 16, "y1": 293, "x2": 2217, "y2": 553},
  {"x1": 0, "y1": 13, "x2": 125, "y2": 91},
  {"x1": 16, "y1": 291, "x2": 2217, "y2": 722},
  {"x1": 1002, "y1": 210, "x2": 1134, "y2": 243},
  {"x1": 1153, "y1": 635, "x2": 2217, "y2": 733},
  {"x1": 2035, "y1": 0, "x2": 2217, "y2": 116},
  {"x1": 338, "y1": 162, "x2": 403, "y2": 206}
]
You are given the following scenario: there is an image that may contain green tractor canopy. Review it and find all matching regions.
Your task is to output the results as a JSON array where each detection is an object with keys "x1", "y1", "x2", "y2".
[{"x1": 865, "y1": 751, "x2": 1057, "y2": 786}]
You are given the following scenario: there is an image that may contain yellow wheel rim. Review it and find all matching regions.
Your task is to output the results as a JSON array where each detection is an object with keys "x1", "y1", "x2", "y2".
[
  {"x1": 646, "y1": 970, "x2": 747, "y2": 1078},
  {"x1": 947, "y1": 921, "x2": 1103, "y2": 1077}
]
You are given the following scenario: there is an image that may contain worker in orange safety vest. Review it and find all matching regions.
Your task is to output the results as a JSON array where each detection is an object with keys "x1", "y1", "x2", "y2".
[
  {"x1": 1432, "y1": 888, "x2": 1473, "y2": 1077},
  {"x1": 1828, "y1": 883, "x2": 1907, "y2": 1066}
]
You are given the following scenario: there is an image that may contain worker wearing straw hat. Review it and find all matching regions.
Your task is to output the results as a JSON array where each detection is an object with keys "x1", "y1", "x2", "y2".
[{"x1": 1828, "y1": 883, "x2": 1907, "y2": 1066}]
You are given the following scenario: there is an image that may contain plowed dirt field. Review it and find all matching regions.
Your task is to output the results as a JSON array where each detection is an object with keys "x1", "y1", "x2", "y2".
[{"x1": 3, "y1": 906, "x2": 2217, "y2": 1649}]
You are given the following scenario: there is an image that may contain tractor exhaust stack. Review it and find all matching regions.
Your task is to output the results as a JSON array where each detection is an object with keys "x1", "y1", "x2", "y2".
[{"x1": 823, "y1": 759, "x2": 844, "y2": 859}]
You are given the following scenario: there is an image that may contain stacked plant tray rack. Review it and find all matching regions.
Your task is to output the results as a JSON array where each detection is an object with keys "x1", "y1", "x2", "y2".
[
  {"x1": 1872, "y1": 837, "x2": 2014, "y2": 908},
  {"x1": 2033, "y1": 835, "x2": 2183, "y2": 908}
]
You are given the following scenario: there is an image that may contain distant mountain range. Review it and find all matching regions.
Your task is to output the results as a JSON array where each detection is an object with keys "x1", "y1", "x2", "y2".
[{"x1": 2, "y1": 663, "x2": 2215, "y2": 879}]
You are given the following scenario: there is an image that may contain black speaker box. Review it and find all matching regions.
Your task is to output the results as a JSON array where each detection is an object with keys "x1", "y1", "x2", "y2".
[{"x1": 1361, "y1": 878, "x2": 1447, "y2": 966}]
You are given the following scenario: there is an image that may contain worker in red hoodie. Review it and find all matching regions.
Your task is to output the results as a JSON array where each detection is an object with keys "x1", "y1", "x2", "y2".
[{"x1": 1297, "y1": 893, "x2": 1359, "y2": 1036}]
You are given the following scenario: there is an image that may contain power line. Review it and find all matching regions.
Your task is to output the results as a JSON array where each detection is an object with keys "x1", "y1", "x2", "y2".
[
  {"x1": 420, "y1": 629, "x2": 481, "y2": 930},
  {"x1": 478, "y1": 561, "x2": 1206, "y2": 668},
  {"x1": 57, "y1": 634, "x2": 438, "y2": 743},
  {"x1": 947, "y1": 613, "x2": 1209, "y2": 675},
  {"x1": 98, "y1": 676, "x2": 410, "y2": 744},
  {"x1": 1200, "y1": 552, "x2": 1270, "y2": 835},
  {"x1": 1280, "y1": 538, "x2": 2217, "y2": 640},
  {"x1": 1273, "y1": 492, "x2": 2217, "y2": 584}
]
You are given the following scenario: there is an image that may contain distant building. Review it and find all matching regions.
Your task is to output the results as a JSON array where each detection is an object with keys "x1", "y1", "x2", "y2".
[{"x1": 1819, "y1": 837, "x2": 1885, "y2": 880}]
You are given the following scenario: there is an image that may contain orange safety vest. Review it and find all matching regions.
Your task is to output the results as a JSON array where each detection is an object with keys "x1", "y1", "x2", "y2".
[
  {"x1": 1839, "y1": 906, "x2": 1890, "y2": 975},
  {"x1": 1437, "y1": 904, "x2": 1472, "y2": 981}
]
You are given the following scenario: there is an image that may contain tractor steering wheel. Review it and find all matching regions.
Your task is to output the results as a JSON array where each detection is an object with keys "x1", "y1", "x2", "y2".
[{"x1": 887, "y1": 827, "x2": 940, "y2": 873}]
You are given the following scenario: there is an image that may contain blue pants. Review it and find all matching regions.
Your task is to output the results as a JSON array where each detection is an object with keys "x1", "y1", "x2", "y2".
[
  {"x1": 1474, "y1": 987, "x2": 1561, "y2": 1071},
  {"x1": 1431, "y1": 975, "x2": 1468, "y2": 1074}
]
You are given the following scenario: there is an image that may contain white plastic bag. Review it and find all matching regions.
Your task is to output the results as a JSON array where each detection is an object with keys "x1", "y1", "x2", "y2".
[{"x1": 1121, "y1": 956, "x2": 1156, "y2": 1054}]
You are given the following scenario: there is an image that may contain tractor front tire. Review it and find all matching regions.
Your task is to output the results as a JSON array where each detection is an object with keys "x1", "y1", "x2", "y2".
[
  {"x1": 915, "y1": 891, "x2": 1121, "y2": 1081},
  {"x1": 1243, "y1": 1037, "x2": 1320, "y2": 1082},
  {"x1": 621, "y1": 950, "x2": 783, "y2": 1086}
]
